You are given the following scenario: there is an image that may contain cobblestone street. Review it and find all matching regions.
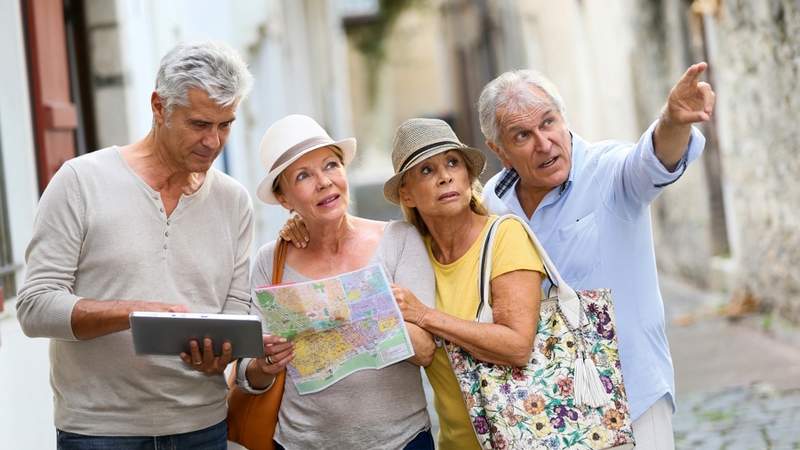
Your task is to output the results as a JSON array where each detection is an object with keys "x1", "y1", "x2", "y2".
[
  {"x1": 674, "y1": 384, "x2": 800, "y2": 449},
  {"x1": 664, "y1": 277, "x2": 800, "y2": 449}
]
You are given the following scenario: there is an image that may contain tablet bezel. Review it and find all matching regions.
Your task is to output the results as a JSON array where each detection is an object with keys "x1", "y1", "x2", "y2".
[{"x1": 129, "y1": 312, "x2": 264, "y2": 358}]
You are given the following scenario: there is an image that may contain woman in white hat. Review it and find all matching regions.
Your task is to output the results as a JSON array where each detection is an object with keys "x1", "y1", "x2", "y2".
[
  {"x1": 385, "y1": 118, "x2": 546, "y2": 450},
  {"x1": 280, "y1": 118, "x2": 547, "y2": 450},
  {"x1": 237, "y1": 114, "x2": 436, "y2": 450}
]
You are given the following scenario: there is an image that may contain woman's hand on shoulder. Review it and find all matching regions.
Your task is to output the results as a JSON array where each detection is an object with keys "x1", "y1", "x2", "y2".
[{"x1": 279, "y1": 213, "x2": 309, "y2": 248}]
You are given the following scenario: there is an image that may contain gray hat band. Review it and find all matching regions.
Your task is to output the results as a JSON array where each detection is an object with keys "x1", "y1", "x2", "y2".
[
  {"x1": 398, "y1": 140, "x2": 462, "y2": 172},
  {"x1": 271, "y1": 136, "x2": 335, "y2": 171}
]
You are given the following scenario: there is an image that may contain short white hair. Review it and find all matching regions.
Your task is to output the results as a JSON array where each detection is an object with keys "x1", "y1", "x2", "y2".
[
  {"x1": 478, "y1": 69, "x2": 567, "y2": 144},
  {"x1": 155, "y1": 41, "x2": 253, "y2": 116}
]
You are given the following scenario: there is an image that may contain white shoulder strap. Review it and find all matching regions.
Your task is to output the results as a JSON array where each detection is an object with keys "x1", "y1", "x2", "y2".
[{"x1": 476, "y1": 214, "x2": 583, "y2": 328}]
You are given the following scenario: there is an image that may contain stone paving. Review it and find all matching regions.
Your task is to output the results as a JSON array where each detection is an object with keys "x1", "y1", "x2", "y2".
[
  {"x1": 673, "y1": 383, "x2": 800, "y2": 450},
  {"x1": 663, "y1": 276, "x2": 800, "y2": 450}
]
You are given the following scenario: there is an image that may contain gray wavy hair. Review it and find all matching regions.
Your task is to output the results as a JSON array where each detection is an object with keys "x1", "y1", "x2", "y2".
[
  {"x1": 478, "y1": 69, "x2": 567, "y2": 145},
  {"x1": 155, "y1": 41, "x2": 253, "y2": 118}
]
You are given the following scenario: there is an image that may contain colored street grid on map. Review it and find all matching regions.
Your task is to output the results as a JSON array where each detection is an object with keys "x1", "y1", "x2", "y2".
[{"x1": 254, "y1": 265, "x2": 414, "y2": 394}]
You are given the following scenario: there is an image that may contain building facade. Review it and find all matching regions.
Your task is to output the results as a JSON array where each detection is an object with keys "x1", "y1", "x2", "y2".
[{"x1": 0, "y1": 0, "x2": 356, "y2": 314}]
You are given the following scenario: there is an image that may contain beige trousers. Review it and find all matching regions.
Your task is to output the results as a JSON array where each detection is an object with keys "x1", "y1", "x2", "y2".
[{"x1": 631, "y1": 395, "x2": 675, "y2": 450}]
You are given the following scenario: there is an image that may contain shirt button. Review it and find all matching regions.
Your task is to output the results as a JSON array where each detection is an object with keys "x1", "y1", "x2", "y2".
[
  {"x1": 160, "y1": 208, "x2": 164, "y2": 213},
  {"x1": 166, "y1": 220, "x2": 170, "y2": 226},
  {"x1": 165, "y1": 231, "x2": 169, "y2": 237},
  {"x1": 163, "y1": 244, "x2": 168, "y2": 250}
]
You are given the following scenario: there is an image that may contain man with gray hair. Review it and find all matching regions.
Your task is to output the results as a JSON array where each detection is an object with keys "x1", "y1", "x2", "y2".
[
  {"x1": 17, "y1": 41, "x2": 254, "y2": 448},
  {"x1": 480, "y1": 63, "x2": 715, "y2": 449}
]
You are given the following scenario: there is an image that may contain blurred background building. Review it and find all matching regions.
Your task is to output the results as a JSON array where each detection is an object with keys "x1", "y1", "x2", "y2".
[
  {"x1": 4, "y1": 0, "x2": 797, "y2": 329},
  {"x1": 1, "y1": 0, "x2": 799, "y2": 448}
]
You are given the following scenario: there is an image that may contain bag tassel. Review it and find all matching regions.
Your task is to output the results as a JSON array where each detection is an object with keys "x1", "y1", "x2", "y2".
[{"x1": 573, "y1": 353, "x2": 611, "y2": 408}]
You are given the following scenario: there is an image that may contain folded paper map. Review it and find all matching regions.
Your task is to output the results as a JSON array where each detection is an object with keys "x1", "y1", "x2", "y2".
[{"x1": 254, "y1": 264, "x2": 415, "y2": 394}]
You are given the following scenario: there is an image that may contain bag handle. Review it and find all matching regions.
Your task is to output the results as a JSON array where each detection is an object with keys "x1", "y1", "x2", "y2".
[
  {"x1": 229, "y1": 237, "x2": 289, "y2": 392},
  {"x1": 476, "y1": 215, "x2": 583, "y2": 329},
  {"x1": 272, "y1": 238, "x2": 289, "y2": 285},
  {"x1": 474, "y1": 215, "x2": 608, "y2": 407}
]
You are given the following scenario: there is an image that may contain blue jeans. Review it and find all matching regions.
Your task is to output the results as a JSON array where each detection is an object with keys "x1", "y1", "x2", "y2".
[
  {"x1": 56, "y1": 420, "x2": 227, "y2": 450},
  {"x1": 273, "y1": 428, "x2": 434, "y2": 450},
  {"x1": 402, "y1": 429, "x2": 435, "y2": 450}
]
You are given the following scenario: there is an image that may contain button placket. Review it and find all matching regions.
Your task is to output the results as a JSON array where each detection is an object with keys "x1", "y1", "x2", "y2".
[
  {"x1": 150, "y1": 192, "x2": 169, "y2": 254},
  {"x1": 163, "y1": 218, "x2": 170, "y2": 250}
]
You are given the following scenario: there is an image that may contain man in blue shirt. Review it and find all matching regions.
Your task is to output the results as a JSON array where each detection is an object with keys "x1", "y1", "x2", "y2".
[{"x1": 479, "y1": 63, "x2": 715, "y2": 449}]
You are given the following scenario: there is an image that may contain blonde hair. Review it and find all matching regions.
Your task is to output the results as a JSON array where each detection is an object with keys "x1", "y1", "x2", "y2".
[{"x1": 400, "y1": 173, "x2": 488, "y2": 237}]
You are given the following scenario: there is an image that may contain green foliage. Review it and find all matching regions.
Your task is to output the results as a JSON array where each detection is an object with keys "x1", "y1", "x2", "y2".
[{"x1": 345, "y1": 0, "x2": 422, "y2": 102}]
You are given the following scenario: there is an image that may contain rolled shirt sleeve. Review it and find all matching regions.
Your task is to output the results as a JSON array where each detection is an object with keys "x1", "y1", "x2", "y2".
[
  {"x1": 16, "y1": 164, "x2": 84, "y2": 340},
  {"x1": 609, "y1": 119, "x2": 706, "y2": 218}
]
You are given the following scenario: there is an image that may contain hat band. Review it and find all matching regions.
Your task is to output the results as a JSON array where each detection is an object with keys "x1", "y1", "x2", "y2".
[
  {"x1": 271, "y1": 135, "x2": 335, "y2": 171},
  {"x1": 398, "y1": 140, "x2": 462, "y2": 173}
]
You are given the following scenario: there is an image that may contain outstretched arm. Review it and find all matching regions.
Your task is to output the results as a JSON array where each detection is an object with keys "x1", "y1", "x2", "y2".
[{"x1": 606, "y1": 62, "x2": 712, "y2": 217}]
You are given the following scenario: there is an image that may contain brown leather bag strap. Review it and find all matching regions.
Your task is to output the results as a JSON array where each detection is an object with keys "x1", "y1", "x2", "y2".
[{"x1": 272, "y1": 238, "x2": 289, "y2": 285}]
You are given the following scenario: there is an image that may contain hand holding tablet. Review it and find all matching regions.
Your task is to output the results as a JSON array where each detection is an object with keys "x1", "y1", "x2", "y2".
[{"x1": 129, "y1": 312, "x2": 265, "y2": 366}]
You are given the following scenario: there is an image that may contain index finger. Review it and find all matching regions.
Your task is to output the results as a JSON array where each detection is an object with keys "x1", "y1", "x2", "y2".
[
  {"x1": 296, "y1": 217, "x2": 310, "y2": 242},
  {"x1": 681, "y1": 62, "x2": 707, "y2": 85},
  {"x1": 189, "y1": 339, "x2": 202, "y2": 364},
  {"x1": 202, "y1": 338, "x2": 215, "y2": 364},
  {"x1": 265, "y1": 341, "x2": 294, "y2": 354},
  {"x1": 289, "y1": 223, "x2": 306, "y2": 246},
  {"x1": 288, "y1": 216, "x2": 310, "y2": 244},
  {"x1": 263, "y1": 334, "x2": 289, "y2": 345}
]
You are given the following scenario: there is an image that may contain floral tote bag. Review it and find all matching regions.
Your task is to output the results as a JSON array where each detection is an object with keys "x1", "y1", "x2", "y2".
[{"x1": 443, "y1": 215, "x2": 635, "y2": 450}]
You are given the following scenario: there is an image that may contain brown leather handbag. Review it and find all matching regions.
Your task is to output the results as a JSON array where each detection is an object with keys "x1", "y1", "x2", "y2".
[{"x1": 227, "y1": 239, "x2": 289, "y2": 450}]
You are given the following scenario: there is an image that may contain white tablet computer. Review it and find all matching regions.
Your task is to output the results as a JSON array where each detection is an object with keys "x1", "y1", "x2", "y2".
[{"x1": 129, "y1": 312, "x2": 264, "y2": 358}]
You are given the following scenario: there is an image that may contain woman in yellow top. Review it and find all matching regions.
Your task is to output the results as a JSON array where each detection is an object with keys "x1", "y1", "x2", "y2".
[
  {"x1": 384, "y1": 118, "x2": 546, "y2": 450},
  {"x1": 280, "y1": 118, "x2": 546, "y2": 449}
]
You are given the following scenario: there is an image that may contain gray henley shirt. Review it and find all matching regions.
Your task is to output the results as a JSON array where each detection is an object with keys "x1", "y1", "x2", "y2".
[{"x1": 16, "y1": 146, "x2": 253, "y2": 436}]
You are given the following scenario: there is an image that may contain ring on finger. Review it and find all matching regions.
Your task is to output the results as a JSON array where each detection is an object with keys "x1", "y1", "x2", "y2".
[{"x1": 266, "y1": 355, "x2": 274, "y2": 365}]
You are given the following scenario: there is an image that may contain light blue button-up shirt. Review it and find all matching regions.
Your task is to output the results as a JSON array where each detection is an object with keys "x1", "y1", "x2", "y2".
[{"x1": 482, "y1": 120, "x2": 705, "y2": 420}]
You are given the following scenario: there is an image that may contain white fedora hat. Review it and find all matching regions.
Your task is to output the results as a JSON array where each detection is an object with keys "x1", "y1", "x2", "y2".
[{"x1": 256, "y1": 114, "x2": 356, "y2": 204}]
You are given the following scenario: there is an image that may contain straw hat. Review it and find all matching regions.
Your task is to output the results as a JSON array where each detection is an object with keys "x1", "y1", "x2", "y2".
[
  {"x1": 383, "y1": 118, "x2": 486, "y2": 204},
  {"x1": 256, "y1": 114, "x2": 356, "y2": 204}
]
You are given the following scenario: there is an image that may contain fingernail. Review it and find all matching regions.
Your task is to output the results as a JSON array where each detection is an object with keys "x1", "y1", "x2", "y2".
[{"x1": 279, "y1": 338, "x2": 287, "y2": 343}]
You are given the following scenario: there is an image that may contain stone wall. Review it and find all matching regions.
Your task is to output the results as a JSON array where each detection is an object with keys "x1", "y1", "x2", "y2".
[
  {"x1": 713, "y1": 0, "x2": 800, "y2": 321},
  {"x1": 630, "y1": 0, "x2": 717, "y2": 288},
  {"x1": 630, "y1": 0, "x2": 800, "y2": 322}
]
